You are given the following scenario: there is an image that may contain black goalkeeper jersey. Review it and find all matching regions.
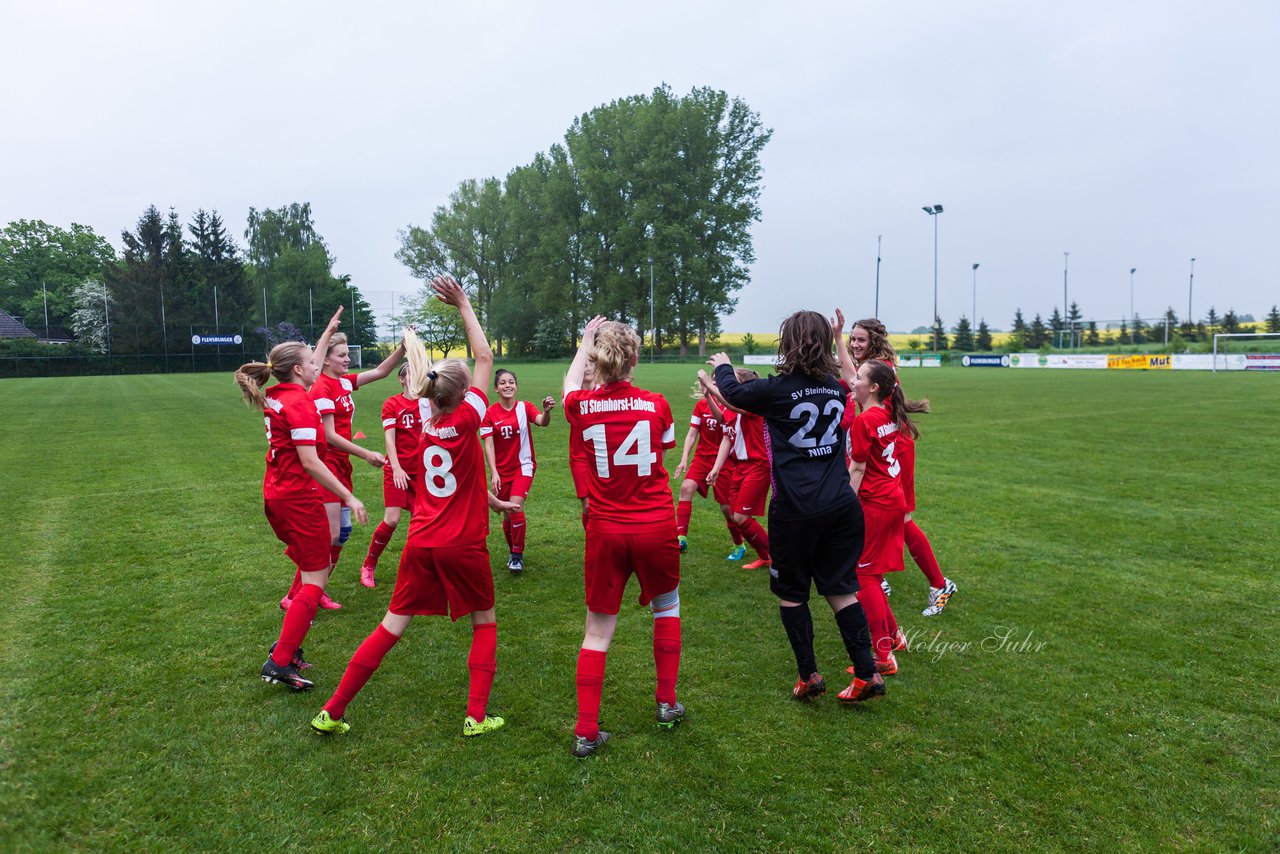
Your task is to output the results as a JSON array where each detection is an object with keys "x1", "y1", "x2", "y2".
[{"x1": 714, "y1": 363, "x2": 856, "y2": 521}]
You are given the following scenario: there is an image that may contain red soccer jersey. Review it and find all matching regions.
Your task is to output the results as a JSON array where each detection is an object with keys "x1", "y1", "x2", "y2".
[
  {"x1": 310, "y1": 371, "x2": 359, "y2": 457},
  {"x1": 848, "y1": 405, "x2": 907, "y2": 511},
  {"x1": 689, "y1": 398, "x2": 727, "y2": 463},
  {"x1": 728, "y1": 409, "x2": 769, "y2": 468},
  {"x1": 479, "y1": 400, "x2": 541, "y2": 478},
  {"x1": 262, "y1": 382, "x2": 326, "y2": 500},
  {"x1": 381, "y1": 392, "x2": 422, "y2": 477},
  {"x1": 564, "y1": 381, "x2": 677, "y2": 533},
  {"x1": 406, "y1": 388, "x2": 489, "y2": 547}
]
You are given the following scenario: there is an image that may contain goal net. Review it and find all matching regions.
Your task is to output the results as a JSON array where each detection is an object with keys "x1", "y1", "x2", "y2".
[{"x1": 1212, "y1": 332, "x2": 1280, "y2": 372}]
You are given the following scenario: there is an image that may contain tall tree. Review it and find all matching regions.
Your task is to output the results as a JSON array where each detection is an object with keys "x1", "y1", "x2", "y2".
[
  {"x1": 0, "y1": 219, "x2": 116, "y2": 329},
  {"x1": 106, "y1": 205, "x2": 179, "y2": 331},
  {"x1": 929, "y1": 316, "x2": 949, "y2": 351},
  {"x1": 975, "y1": 318, "x2": 993, "y2": 351},
  {"x1": 1067, "y1": 301, "x2": 1083, "y2": 346},
  {"x1": 1028, "y1": 313, "x2": 1048, "y2": 348},
  {"x1": 1085, "y1": 320, "x2": 1100, "y2": 346},
  {"x1": 1010, "y1": 308, "x2": 1027, "y2": 349},
  {"x1": 1222, "y1": 308, "x2": 1240, "y2": 334},
  {"x1": 1049, "y1": 306, "x2": 1064, "y2": 345},
  {"x1": 1204, "y1": 306, "x2": 1219, "y2": 333},
  {"x1": 1267, "y1": 305, "x2": 1280, "y2": 333},
  {"x1": 189, "y1": 209, "x2": 251, "y2": 328},
  {"x1": 951, "y1": 315, "x2": 974, "y2": 351}
]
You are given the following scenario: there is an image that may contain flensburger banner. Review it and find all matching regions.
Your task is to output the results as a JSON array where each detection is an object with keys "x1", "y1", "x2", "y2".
[
  {"x1": 192, "y1": 334, "x2": 243, "y2": 346},
  {"x1": 961, "y1": 354, "x2": 1010, "y2": 367},
  {"x1": 1107, "y1": 354, "x2": 1172, "y2": 370}
]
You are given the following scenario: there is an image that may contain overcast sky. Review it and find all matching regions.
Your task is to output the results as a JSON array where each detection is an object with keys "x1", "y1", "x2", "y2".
[{"x1": 3, "y1": 1, "x2": 1277, "y2": 333}]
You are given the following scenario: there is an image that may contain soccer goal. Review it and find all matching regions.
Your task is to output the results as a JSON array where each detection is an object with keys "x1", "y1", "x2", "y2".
[
  {"x1": 1212, "y1": 332, "x2": 1280, "y2": 372},
  {"x1": 348, "y1": 344, "x2": 363, "y2": 369}
]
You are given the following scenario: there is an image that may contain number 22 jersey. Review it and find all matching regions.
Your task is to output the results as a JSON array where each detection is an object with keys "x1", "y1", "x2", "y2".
[{"x1": 564, "y1": 380, "x2": 676, "y2": 534}]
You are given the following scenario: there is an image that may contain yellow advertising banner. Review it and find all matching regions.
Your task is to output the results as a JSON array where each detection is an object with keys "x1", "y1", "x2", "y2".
[{"x1": 1107, "y1": 354, "x2": 1172, "y2": 370}]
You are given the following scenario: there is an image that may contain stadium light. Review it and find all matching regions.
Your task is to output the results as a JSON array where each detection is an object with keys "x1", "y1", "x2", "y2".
[
  {"x1": 923, "y1": 205, "x2": 943, "y2": 351},
  {"x1": 1129, "y1": 268, "x2": 1137, "y2": 346}
]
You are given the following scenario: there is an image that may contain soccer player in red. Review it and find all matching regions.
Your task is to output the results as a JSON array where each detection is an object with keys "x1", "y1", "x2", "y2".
[
  {"x1": 234, "y1": 307, "x2": 370, "y2": 692},
  {"x1": 698, "y1": 368, "x2": 772, "y2": 568},
  {"x1": 357, "y1": 363, "x2": 420, "y2": 588},
  {"x1": 563, "y1": 317, "x2": 684, "y2": 758},
  {"x1": 480, "y1": 369, "x2": 555, "y2": 574},
  {"x1": 711, "y1": 310, "x2": 884, "y2": 705},
  {"x1": 311, "y1": 276, "x2": 517, "y2": 738},
  {"x1": 844, "y1": 316, "x2": 957, "y2": 617},
  {"x1": 672, "y1": 379, "x2": 738, "y2": 556},
  {"x1": 845, "y1": 359, "x2": 916, "y2": 676},
  {"x1": 567, "y1": 364, "x2": 595, "y2": 531},
  {"x1": 300, "y1": 330, "x2": 406, "y2": 609}
]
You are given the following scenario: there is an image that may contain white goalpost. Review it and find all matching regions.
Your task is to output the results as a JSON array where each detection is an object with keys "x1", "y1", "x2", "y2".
[{"x1": 1212, "y1": 332, "x2": 1280, "y2": 372}]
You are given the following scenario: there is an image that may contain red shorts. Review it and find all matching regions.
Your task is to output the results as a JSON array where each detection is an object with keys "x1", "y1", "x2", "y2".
[
  {"x1": 389, "y1": 540, "x2": 494, "y2": 620},
  {"x1": 898, "y1": 436, "x2": 917, "y2": 512},
  {"x1": 264, "y1": 497, "x2": 331, "y2": 573},
  {"x1": 685, "y1": 456, "x2": 732, "y2": 504},
  {"x1": 497, "y1": 473, "x2": 534, "y2": 502},
  {"x1": 731, "y1": 463, "x2": 770, "y2": 517},
  {"x1": 570, "y1": 459, "x2": 591, "y2": 500},
  {"x1": 382, "y1": 467, "x2": 417, "y2": 510},
  {"x1": 318, "y1": 454, "x2": 354, "y2": 504},
  {"x1": 856, "y1": 502, "x2": 905, "y2": 577},
  {"x1": 584, "y1": 526, "x2": 680, "y2": 615}
]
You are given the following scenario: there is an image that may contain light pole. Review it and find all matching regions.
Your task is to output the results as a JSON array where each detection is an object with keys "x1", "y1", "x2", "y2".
[
  {"x1": 649, "y1": 257, "x2": 655, "y2": 364},
  {"x1": 1187, "y1": 257, "x2": 1196, "y2": 328},
  {"x1": 874, "y1": 235, "x2": 882, "y2": 318},
  {"x1": 42, "y1": 280, "x2": 49, "y2": 335},
  {"x1": 1062, "y1": 252, "x2": 1069, "y2": 347},
  {"x1": 922, "y1": 205, "x2": 943, "y2": 350},
  {"x1": 1129, "y1": 267, "x2": 1137, "y2": 345},
  {"x1": 971, "y1": 263, "x2": 979, "y2": 327}
]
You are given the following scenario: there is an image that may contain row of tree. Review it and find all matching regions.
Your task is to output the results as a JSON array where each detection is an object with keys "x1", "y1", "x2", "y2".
[
  {"x1": 395, "y1": 84, "x2": 771, "y2": 358},
  {"x1": 0, "y1": 203, "x2": 376, "y2": 352},
  {"x1": 922, "y1": 303, "x2": 1280, "y2": 351}
]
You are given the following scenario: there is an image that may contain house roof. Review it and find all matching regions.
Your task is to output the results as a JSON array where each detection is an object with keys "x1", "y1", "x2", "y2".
[{"x1": 0, "y1": 309, "x2": 36, "y2": 339}]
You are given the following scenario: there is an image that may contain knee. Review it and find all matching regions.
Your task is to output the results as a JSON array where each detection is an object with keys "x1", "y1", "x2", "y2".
[
  {"x1": 338, "y1": 506, "x2": 353, "y2": 544},
  {"x1": 651, "y1": 587, "x2": 680, "y2": 619}
]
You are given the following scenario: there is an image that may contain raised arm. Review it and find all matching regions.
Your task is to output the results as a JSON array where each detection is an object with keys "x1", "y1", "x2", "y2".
[
  {"x1": 709, "y1": 354, "x2": 772, "y2": 414},
  {"x1": 697, "y1": 371, "x2": 728, "y2": 420},
  {"x1": 832, "y1": 308, "x2": 857, "y2": 383},
  {"x1": 432, "y1": 275, "x2": 492, "y2": 390},
  {"x1": 564, "y1": 316, "x2": 607, "y2": 396},
  {"x1": 311, "y1": 307, "x2": 344, "y2": 370},
  {"x1": 357, "y1": 335, "x2": 407, "y2": 387}
]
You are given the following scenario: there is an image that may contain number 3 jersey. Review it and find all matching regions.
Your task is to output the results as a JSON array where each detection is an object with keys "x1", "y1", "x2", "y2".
[
  {"x1": 844, "y1": 404, "x2": 907, "y2": 512},
  {"x1": 564, "y1": 380, "x2": 677, "y2": 534},
  {"x1": 713, "y1": 364, "x2": 855, "y2": 521},
  {"x1": 407, "y1": 387, "x2": 490, "y2": 547}
]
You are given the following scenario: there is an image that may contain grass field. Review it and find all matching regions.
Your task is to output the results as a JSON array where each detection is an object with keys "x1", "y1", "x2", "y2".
[{"x1": 2, "y1": 365, "x2": 1277, "y2": 851}]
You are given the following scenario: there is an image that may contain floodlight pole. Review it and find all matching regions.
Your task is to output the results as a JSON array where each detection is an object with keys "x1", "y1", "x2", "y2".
[
  {"x1": 214, "y1": 285, "x2": 220, "y2": 329},
  {"x1": 1062, "y1": 252, "x2": 1069, "y2": 348},
  {"x1": 42, "y1": 280, "x2": 49, "y2": 334},
  {"x1": 1128, "y1": 268, "x2": 1136, "y2": 346},
  {"x1": 971, "y1": 263, "x2": 979, "y2": 327},
  {"x1": 875, "y1": 235, "x2": 882, "y2": 317},
  {"x1": 922, "y1": 205, "x2": 943, "y2": 351},
  {"x1": 1187, "y1": 257, "x2": 1196, "y2": 328}
]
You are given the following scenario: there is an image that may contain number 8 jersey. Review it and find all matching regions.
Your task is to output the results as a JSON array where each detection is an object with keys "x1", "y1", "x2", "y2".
[
  {"x1": 564, "y1": 380, "x2": 677, "y2": 533},
  {"x1": 407, "y1": 387, "x2": 490, "y2": 547}
]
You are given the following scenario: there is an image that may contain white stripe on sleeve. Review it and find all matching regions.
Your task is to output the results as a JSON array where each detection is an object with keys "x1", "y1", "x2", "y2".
[
  {"x1": 465, "y1": 391, "x2": 486, "y2": 421},
  {"x1": 291, "y1": 428, "x2": 317, "y2": 442}
]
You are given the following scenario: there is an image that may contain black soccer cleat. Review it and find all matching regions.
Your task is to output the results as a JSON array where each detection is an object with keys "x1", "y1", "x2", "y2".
[{"x1": 260, "y1": 657, "x2": 314, "y2": 691}]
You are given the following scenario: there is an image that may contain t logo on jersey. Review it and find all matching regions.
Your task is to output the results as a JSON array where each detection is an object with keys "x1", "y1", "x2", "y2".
[
  {"x1": 500, "y1": 425, "x2": 514, "y2": 439},
  {"x1": 400, "y1": 414, "x2": 415, "y2": 430}
]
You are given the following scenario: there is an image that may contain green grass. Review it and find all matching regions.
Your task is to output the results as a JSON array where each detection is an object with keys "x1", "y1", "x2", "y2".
[{"x1": 1, "y1": 366, "x2": 1277, "y2": 852}]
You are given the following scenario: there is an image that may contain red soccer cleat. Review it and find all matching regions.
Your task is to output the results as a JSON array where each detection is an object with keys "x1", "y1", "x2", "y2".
[
  {"x1": 279, "y1": 595, "x2": 292, "y2": 612},
  {"x1": 318, "y1": 591, "x2": 343, "y2": 610},
  {"x1": 892, "y1": 628, "x2": 909, "y2": 653},
  {"x1": 743, "y1": 558, "x2": 772, "y2": 570},
  {"x1": 837, "y1": 672, "x2": 886, "y2": 704},
  {"x1": 792, "y1": 672, "x2": 826, "y2": 701},
  {"x1": 360, "y1": 562, "x2": 377, "y2": 589}
]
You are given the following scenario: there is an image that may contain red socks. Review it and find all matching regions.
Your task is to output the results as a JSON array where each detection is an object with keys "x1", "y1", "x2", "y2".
[
  {"x1": 905, "y1": 521, "x2": 946, "y2": 588},
  {"x1": 273, "y1": 584, "x2": 322, "y2": 666},
  {"x1": 323, "y1": 624, "x2": 400, "y2": 720},
  {"x1": 509, "y1": 512, "x2": 526, "y2": 554},
  {"x1": 857, "y1": 575, "x2": 895, "y2": 662},
  {"x1": 739, "y1": 517, "x2": 771, "y2": 560},
  {"x1": 466, "y1": 622, "x2": 498, "y2": 721},
  {"x1": 574, "y1": 648, "x2": 607, "y2": 739},
  {"x1": 725, "y1": 515, "x2": 743, "y2": 545},
  {"x1": 676, "y1": 500, "x2": 693, "y2": 536},
  {"x1": 285, "y1": 569, "x2": 302, "y2": 600},
  {"x1": 329, "y1": 544, "x2": 343, "y2": 571},
  {"x1": 364, "y1": 521, "x2": 396, "y2": 565},
  {"x1": 653, "y1": 617, "x2": 682, "y2": 705}
]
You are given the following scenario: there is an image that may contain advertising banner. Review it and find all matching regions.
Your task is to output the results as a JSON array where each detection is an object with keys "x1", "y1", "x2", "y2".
[
  {"x1": 1042, "y1": 354, "x2": 1107, "y2": 369},
  {"x1": 899, "y1": 355, "x2": 942, "y2": 368},
  {"x1": 1107, "y1": 354, "x2": 1172, "y2": 370},
  {"x1": 961, "y1": 354, "x2": 1010, "y2": 367},
  {"x1": 742, "y1": 354, "x2": 778, "y2": 366},
  {"x1": 1008, "y1": 353, "x2": 1045, "y2": 368},
  {"x1": 191, "y1": 334, "x2": 243, "y2": 346},
  {"x1": 1246, "y1": 353, "x2": 1280, "y2": 371},
  {"x1": 1172, "y1": 354, "x2": 1248, "y2": 371}
]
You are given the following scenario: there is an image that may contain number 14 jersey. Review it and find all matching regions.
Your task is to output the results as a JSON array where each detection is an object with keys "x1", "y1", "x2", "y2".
[{"x1": 564, "y1": 380, "x2": 676, "y2": 534}]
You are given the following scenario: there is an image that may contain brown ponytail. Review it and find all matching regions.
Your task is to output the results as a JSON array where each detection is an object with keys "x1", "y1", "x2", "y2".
[{"x1": 234, "y1": 341, "x2": 311, "y2": 409}]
